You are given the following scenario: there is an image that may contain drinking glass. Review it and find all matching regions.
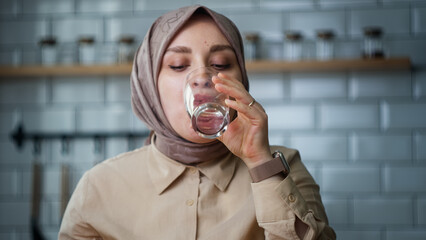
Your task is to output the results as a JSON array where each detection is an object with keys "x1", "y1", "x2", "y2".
[{"x1": 183, "y1": 67, "x2": 230, "y2": 139}]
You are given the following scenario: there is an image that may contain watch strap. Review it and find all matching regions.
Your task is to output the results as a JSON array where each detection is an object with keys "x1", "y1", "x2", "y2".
[{"x1": 249, "y1": 151, "x2": 290, "y2": 183}]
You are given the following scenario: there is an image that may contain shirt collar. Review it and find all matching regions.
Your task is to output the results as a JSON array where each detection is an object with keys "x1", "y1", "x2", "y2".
[
  {"x1": 147, "y1": 144, "x2": 236, "y2": 195},
  {"x1": 197, "y1": 152, "x2": 236, "y2": 192}
]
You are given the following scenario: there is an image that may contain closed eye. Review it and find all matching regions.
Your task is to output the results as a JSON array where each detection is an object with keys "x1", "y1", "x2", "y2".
[
  {"x1": 211, "y1": 64, "x2": 231, "y2": 70},
  {"x1": 169, "y1": 65, "x2": 188, "y2": 71}
]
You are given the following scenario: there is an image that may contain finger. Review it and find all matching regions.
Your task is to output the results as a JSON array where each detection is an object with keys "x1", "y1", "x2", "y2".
[
  {"x1": 250, "y1": 99, "x2": 266, "y2": 113},
  {"x1": 215, "y1": 82, "x2": 253, "y2": 105},
  {"x1": 213, "y1": 73, "x2": 246, "y2": 91},
  {"x1": 216, "y1": 84, "x2": 252, "y2": 105},
  {"x1": 225, "y1": 99, "x2": 266, "y2": 121}
]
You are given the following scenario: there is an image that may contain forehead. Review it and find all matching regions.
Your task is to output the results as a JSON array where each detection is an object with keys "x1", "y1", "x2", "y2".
[{"x1": 168, "y1": 14, "x2": 230, "y2": 47}]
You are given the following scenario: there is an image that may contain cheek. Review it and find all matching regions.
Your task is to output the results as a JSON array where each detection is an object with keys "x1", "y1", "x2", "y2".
[{"x1": 158, "y1": 74, "x2": 186, "y2": 117}]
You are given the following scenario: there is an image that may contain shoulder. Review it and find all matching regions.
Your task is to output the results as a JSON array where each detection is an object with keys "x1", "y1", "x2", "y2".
[{"x1": 86, "y1": 145, "x2": 152, "y2": 183}]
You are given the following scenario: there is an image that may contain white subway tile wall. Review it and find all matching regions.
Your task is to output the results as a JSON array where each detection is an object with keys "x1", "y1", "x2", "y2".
[
  {"x1": 351, "y1": 134, "x2": 412, "y2": 161},
  {"x1": 353, "y1": 198, "x2": 413, "y2": 225},
  {"x1": 249, "y1": 73, "x2": 289, "y2": 101},
  {"x1": 290, "y1": 73, "x2": 347, "y2": 99},
  {"x1": 197, "y1": 0, "x2": 255, "y2": 10},
  {"x1": 266, "y1": 104, "x2": 316, "y2": 130},
  {"x1": 1, "y1": 0, "x2": 426, "y2": 239},
  {"x1": 290, "y1": 134, "x2": 347, "y2": 161},
  {"x1": 51, "y1": 77, "x2": 105, "y2": 103},
  {"x1": 414, "y1": 71, "x2": 426, "y2": 98},
  {"x1": 387, "y1": 231, "x2": 426, "y2": 240},
  {"x1": 416, "y1": 132, "x2": 426, "y2": 160},
  {"x1": 0, "y1": 79, "x2": 48, "y2": 104},
  {"x1": 388, "y1": 39, "x2": 426, "y2": 65},
  {"x1": 334, "y1": 230, "x2": 381, "y2": 240},
  {"x1": 135, "y1": 0, "x2": 192, "y2": 11},
  {"x1": 418, "y1": 198, "x2": 426, "y2": 225},
  {"x1": 287, "y1": 11, "x2": 346, "y2": 39},
  {"x1": 105, "y1": 16, "x2": 157, "y2": 42},
  {"x1": 22, "y1": 0, "x2": 74, "y2": 14},
  {"x1": 319, "y1": 0, "x2": 377, "y2": 9},
  {"x1": 106, "y1": 77, "x2": 132, "y2": 102},
  {"x1": 413, "y1": 7, "x2": 426, "y2": 34},
  {"x1": 0, "y1": 0, "x2": 18, "y2": 15},
  {"x1": 322, "y1": 165, "x2": 381, "y2": 193},
  {"x1": 260, "y1": 0, "x2": 315, "y2": 11},
  {"x1": 0, "y1": 170, "x2": 18, "y2": 195},
  {"x1": 350, "y1": 8, "x2": 411, "y2": 36},
  {"x1": 229, "y1": 12, "x2": 283, "y2": 41},
  {"x1": 0, "y1": 20, "x2": 48, "y2": 45},
  {"x1": 76, "y1": 0, "x2": 134, "y2": 13},
  {"x1": 22, "y1": 108, "x2": 75, "y2": 133},
  {"x1": 53, "y1": 18, "x2": 103, "y2": 43},
  {"x1": 384, "y1": 166, "x2": 426, "y2": 192},
  {"x1": 349, "y1": 71, "x2": 411, "y2": 98},
  {"x1": 382, "y1": 102, "x2": 426, "y2": 128},
  {"x1": 322, "y1": 198, "x2": 349, "y2": 225},
  {"x1": 77, "y1": 106, "x2": 132, "y2": 132},
  {"x1": 319, "y1": 103, "x2": 379, "y2": 129}
]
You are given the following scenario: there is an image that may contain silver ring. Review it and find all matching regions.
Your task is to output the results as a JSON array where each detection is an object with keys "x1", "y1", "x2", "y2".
[{"x1": 248, "y1": 99, "x2": 256, "y2": 107}]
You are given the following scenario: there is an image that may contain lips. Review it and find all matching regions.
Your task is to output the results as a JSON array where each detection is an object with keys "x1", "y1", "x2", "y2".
[
  {"x1": 194, "y1": 110, "x2": 225, "y2": 135},
  {"x1": 193, "y1": 94, "x2": 215, "y2": 107}
]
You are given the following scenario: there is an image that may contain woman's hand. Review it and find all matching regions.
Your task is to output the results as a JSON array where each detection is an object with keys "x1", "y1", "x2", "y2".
[{"x1": 213, "y1": 73, "x2": 272, "y2": 169}]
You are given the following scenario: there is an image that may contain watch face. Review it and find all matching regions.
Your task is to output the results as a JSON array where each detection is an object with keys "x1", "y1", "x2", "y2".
[{"x1": 274, "y1": 150, "x2": 290, "y2": 174}]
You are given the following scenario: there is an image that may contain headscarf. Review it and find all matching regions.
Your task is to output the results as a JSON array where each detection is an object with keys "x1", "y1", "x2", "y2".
[{"x1": 131, "y1": 5, "x2": 249, "y2": 164}]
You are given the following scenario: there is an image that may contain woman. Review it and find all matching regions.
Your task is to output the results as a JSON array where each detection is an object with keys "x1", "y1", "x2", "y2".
[{"x1": 59, "y1": 5, "x2": 335, "y2": 240}]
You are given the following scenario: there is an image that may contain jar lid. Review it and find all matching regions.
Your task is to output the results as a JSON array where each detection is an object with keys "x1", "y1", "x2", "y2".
[
  {"x1": 78, "y1": 36, "x2": 95, "y2": 44},
  {"x1": 119, "y1": 36, "x2": 135, "y2": 44},
  {"x1": 39, "y1": 36, "x2": 57, "y2": 46},
  {"x1": 316, "y1": 30, "x2": 334, "y2": 40},
  {"x1": 244, "y1": 33, "x2": 259, "y2": 42},
  {"x1": 284, "y1": 31, "x2": 303, "y2": 41},
  {"x1": 363, "y1": 27, "x2": 383, "y2": 38}
]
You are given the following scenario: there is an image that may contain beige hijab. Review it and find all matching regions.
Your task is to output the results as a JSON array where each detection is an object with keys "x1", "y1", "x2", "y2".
[{"x1": 131, "y1": 5, "x2": 249, "y2": 164}]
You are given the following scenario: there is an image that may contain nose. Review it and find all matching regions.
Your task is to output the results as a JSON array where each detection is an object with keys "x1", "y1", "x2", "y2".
[{"x1": 191, "y1": 72, "x2": 213, "y2": 89}]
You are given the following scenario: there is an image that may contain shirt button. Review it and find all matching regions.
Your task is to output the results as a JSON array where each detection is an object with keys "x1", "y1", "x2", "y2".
[
  {"x1": 288, "y1": 194, "x2": 296, "y2": 202},
  {"x1": 189, "y1": 168, "x2": 197, "y2": 174},
  {"x1": 186, "y1": 199, "x2": 194, "y2": 206}
]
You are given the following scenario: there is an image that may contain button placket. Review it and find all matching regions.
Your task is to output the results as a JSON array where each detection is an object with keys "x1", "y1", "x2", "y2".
[{"x1": 185, "y1": 167, "x2": 199, "y2": 209}]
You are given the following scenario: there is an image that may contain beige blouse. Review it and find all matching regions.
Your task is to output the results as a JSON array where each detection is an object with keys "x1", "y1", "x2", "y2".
[{"x1": 59, "y1": 144, "x2": 336, "y2": 240}]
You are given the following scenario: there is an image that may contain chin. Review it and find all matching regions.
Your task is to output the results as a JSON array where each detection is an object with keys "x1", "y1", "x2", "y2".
[{"x1": 181, "y1": 129, "x2": 217, "y2": 144}]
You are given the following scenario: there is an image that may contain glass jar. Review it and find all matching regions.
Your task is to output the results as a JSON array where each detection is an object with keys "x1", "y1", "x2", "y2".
[
  {"x1": 78, "y1": 37, "x2": 96, "y2": 65},
  {"x1": 316, "y1": 30, "x2": 334, "y2": 60},
  {"x1": 39, "y1": 36, "x2": 57, "y2": 65},
  {"x1": 117, "y1": 36, "x2": 135, "y2": 64},
  {"x1": 243, "y1": 33, "x2": 260, "y2": 61},
  {"x1": 284, "y1": 31, "x2": 303, "y2": 61},
  {"x1": 59, "y1": 44, "x2": 76, "y2": 65},
  {"x1": 362, "y1": 27, "x2": 384, "y2": 59}
]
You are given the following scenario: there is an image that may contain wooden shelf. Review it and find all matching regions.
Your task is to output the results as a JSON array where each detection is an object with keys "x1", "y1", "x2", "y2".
[
  {"x1": 245, "y1": 57, "x2": 411, "y2": 73},
  {"x1": 0, "y1": 58, "x2": 411, "y2": 78},
  {"x1": 0, "y1": 64, "x2": 132, "y2": 78}
]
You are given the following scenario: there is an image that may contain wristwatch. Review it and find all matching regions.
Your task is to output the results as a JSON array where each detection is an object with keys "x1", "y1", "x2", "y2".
[{"x1": 249, "y1": 150, "x2": 290, "y2": 183}]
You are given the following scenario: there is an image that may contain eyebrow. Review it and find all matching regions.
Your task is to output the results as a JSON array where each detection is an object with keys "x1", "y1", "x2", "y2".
[
  {"x1": 166, "y1": 46, "x2": 192, "y2": 53},
  {"x1": 165, "y1": 44, "x2": 234, "y2": 54},
  {"x1": 209, "y1": 44, "x2": 234, "y2": 53}
]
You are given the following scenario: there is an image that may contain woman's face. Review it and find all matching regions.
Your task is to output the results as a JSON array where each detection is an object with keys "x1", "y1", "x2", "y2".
[{"x1": 158, "y1": 14, "x2": 242, "y2": 143}]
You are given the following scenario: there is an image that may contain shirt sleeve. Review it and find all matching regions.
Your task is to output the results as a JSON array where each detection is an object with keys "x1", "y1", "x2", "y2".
[
  {"x1": 251, "y1": 147, "x2": 336, "y2": 240},
  {"x1": 58, "y1": 172, "x2": 102, "y2": 240}
]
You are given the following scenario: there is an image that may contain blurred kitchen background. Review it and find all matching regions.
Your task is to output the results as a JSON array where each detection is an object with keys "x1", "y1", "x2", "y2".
[{"x1": 1, "y1": 0, "x2": 426, "y2": 239}]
